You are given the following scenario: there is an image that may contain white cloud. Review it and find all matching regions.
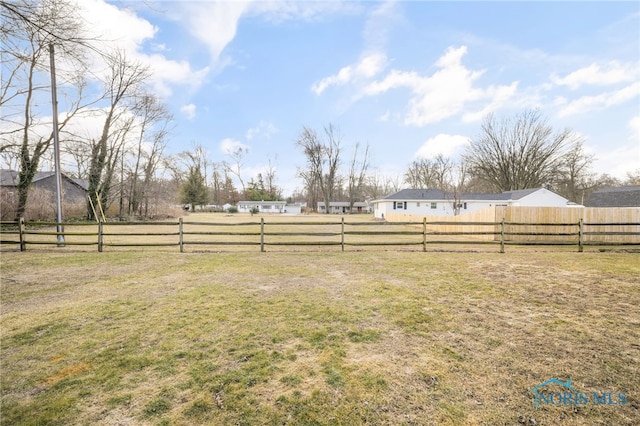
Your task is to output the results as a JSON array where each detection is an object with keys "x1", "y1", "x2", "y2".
[
  {"x1": 462, "y1": 81, "x2": 519, "y2": 123},
  {"x1": 78, "y1": 0, "x2": 156, "y2": 55},
  {"x1": 557, "y1": 81, "x2": 640, "y2": 117},
  {"x1": 176, "y1": 1, "x2": 250, "y2": 66},
  {"x1": 363, "y1": 0, "x2": 401, "y2": 51},
  {"x1": 246, "y1": 121, "x2": 277, "y2": 141},
  {"x1": 551, "y1": 61, "x2": 638, "y2": 90},
  {"x1": 172, "y1": 1, "x2": 361, "y2": 66},
  {"x1": 312, "y1": 52, "x2": 388, "y2": 95},
  {"x1": 362, "y1": 46, "x2": 517, "y2": 126},
  {"x1": 76, "y1": 0, "x2": 210, "y2": 96},
  {"x1": 145, "y1": 54, "x2": 210, "y2": 97},
  {"x1": 588, "y1": 116, "x2": 639, "y2": 180},
  {"x1": 629, "y1": 116, "x2": 640, "y2": 141},
  {"x1": 593, "y1": 142, "x2": 640, "y2": 179},
  {"x1": 220, "y1": 138, "x2": 250, "y2": 155},
  {"x1": 181, "y1": 104, "x2": 196, "y2": 120},
  {"x1": 415, "y1": 134, "x2": 470, "y2": 159}
]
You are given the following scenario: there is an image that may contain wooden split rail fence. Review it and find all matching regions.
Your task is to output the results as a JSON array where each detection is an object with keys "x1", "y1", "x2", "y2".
[{"x1": 1, "y1": 217, "x2": 639, "y2": 253}]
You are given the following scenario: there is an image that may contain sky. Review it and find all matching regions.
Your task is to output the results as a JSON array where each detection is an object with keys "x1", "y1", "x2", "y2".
[{"x1": 35, "y1": 1, "x2": 640, "y2": 196}]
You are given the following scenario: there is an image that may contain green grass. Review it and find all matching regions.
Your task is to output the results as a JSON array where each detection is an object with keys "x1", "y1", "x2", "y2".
[{"x1": 1, "y1": 250, "x2": 639, "y2": 425}]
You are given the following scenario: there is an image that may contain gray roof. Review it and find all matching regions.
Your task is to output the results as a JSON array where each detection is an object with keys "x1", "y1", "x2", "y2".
[
  {"x1": 383, "y1": 189, "x2": 451, "y2": 200},
  {"x1": 316, "y1": 201, "x2": 370, "y2": 207},
  {"x1": 382, "y1": 187, "x2": 545, "y2": 201},
  {"x1": 587, "y1": 186, "x2": 640, "y2": 207},
  {"x1": 0, "y1": 169, "x2": 19, "y2": 186},
  {"x1": 0, "y1": 169, "x2": 89, "y2": 191},
  {"x1": 70, "y1": 177, "x2": 89, "y2": 191}
]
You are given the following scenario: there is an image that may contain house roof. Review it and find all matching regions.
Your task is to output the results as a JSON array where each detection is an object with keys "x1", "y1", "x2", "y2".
[
  {"x1": 0, "y1": 169, "x2": 89, "y2": 191},
  {"x1": 0, "y1": 169, "x2": 19, "y2": 186},
  {"x1": 382, "y1": 189, "x2": 451, "y2": 200},
  {"x1": 586, "y1": 186, "x2": 640, "y2": 207},
  {"x1": 317, "y1": 201, "x2": 370, "y2": 207},
  {"x1": 381, "y1": 187, "x2": 547, "y2": 201}
]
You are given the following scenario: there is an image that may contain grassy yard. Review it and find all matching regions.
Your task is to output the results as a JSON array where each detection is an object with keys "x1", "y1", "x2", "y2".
[{"x1": 1, "y1": 250, "x2": 638, "y2": 425}]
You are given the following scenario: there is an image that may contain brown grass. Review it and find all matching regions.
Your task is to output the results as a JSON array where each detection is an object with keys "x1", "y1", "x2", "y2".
[{"x1": 1, "y1": 248, "x2": 638, "y2": 425}]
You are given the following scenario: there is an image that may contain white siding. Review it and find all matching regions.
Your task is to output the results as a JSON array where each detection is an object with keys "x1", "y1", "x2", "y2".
[
  {"x1": 517, "y1": 189, "x2": 569, "y2": 207},
  {"x1": 237, "y1": 201, "x2": 286, "y2": 213},
  {"x1": 373, "y1": 189, "x2": 571, "y2": 219}
]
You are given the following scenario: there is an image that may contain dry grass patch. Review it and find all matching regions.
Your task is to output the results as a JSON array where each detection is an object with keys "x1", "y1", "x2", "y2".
[{"x1": 1, "y1": 250, "x2": 638, "y2": 425}]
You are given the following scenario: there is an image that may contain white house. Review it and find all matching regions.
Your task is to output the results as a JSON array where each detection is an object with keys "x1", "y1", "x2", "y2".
[
  {"x1": 373, "y1": 188, "x2": 573, "y2": 219},
  {"x1": 284, "y1": 202, "x2": 306, "y2": 214},
  {"x1": 316, "y1": 201, "x2": 372, "y2": 214},
  {"x1": 237, "y1": 200, "x2": 287, "y2": 213}
]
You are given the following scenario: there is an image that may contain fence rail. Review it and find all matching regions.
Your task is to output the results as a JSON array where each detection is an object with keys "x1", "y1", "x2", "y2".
[{"x1": 1, "y1": 217, "x2": 639, "y2": 253}]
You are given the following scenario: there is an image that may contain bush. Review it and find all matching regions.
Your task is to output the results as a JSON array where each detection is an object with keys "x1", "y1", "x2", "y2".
[{"x1": 227, "y1": 206, "x2": 238, "y2": 213}]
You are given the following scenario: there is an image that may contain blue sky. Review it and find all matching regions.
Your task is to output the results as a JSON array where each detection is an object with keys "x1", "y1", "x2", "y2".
[{"x1": 66, "y1": 1, "x2": 640, "y2": 195}]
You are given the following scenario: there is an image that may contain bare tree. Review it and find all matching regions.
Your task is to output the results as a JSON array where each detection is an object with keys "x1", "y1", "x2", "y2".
[
  {"x1": 404, "y1": 154, "x2": 453, "y2": 190},
  {"x1": 465, "y1": 110, "x2": 575, "y2": 192},
  {"x1": 264, "y1": 157, "x2": 281, "y2": 200},
  {"x1": 86, "y1": 49, "x2": 150, "y2": 219},
  {"x1": 362, "y1": 173, "x2": 397, "y2": 200},
  {"x1": 624, "y1": 169, "x2": 640, "y2": 186},
  {"x1": 139, "y1": 127, "x2": 170, "y2": 216},
  {"x1": 223, "y1": 146, "x2": 248, "y2": 196},
  {"x1": 444, "y1": 160, "x2": 469, "y2": 215},
  {"x1": 346, "y1": 142, "x2": 370, "y2": 211},
  {"x1": 552, "y1": 140, "x2": 596, "y2": 204},
  {"x1": 296, "y1": 124, "x2": 342, "y2": 213},
  {"x1": 296, "y1": 165, "x2": 321, "y2": 212},
  {"x1": 125, "y1": 93, "x2": 172, "y2": 216},
  {"x1": 210, "y1": 162, "x2": 224, "y2": 206}
]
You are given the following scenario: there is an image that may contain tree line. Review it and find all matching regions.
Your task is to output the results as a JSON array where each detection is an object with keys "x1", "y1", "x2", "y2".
[{"x1": 404, "y1": 110, "x2": 638, "y2": 206}]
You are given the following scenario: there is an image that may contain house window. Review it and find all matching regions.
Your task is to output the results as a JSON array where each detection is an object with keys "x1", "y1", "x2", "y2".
[
  {"x1": 463, "y1": 202, "x2": 467, "y2": 210},
  {"x1": 430, "y1": 202, "x2": 437, "y2": 209},
  {"x1": 416, "y1": 202, "x2": 420, "y2": 207}
]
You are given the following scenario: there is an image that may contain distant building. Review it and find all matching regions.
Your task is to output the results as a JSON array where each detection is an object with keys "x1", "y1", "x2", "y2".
[
  {"x1": 316, "y1": 201, "x2": 372, "y2": 214},
  {"x1": 586, "y1": 186, "x2": 640, "y2": 207},
  {"x1": 237, "y1": 200, "x2": 287, "y2": 213},
  {"x1": 284, "y1": 202, "x2": 306, "y2": 214},
  {"x1": 1, "y1": 169, "x2": 89, "y2": 219},
  {"x1": 373, "y1": 187, "x2": 574, "y2": 219},
  {"x1": 0, "y1": 169, "x2": 88, "y2": 204}
]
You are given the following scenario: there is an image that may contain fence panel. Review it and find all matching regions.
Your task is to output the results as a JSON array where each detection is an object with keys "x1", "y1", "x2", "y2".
[{"x1": 1, "y1": 212, "x2": 638, "y2": 253}]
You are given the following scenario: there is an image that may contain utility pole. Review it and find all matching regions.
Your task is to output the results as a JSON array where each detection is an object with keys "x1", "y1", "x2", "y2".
[{"x1": 49, "y1": 43, "x2": 65, "y2": 246}]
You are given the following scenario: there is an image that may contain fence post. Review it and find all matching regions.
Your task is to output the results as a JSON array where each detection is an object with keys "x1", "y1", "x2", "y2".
[
  {"x1": 341, "y1": 217, "x2": 345, "y2": 252},
  {"x1": 98, "y1": 220, "x2": 103, "y2": 252},
  {"x1": 179, "y1": 217, "x2": 184, "y2": 253},
  {"x1": 500, "y1": 218, "x2": 505, "y2": 253},
  {"x1": 423, "y1": 217, "x2": 427, "y2": 252},
  {"x1": 19, "y1": 217, "x2": 26, "y2": 252},
  {"x1": 260, "y1": 218, "x2": 265, "y2": 252},
  {"x1": 578, "y1": 218, "x2": 584, "y2": 253}
]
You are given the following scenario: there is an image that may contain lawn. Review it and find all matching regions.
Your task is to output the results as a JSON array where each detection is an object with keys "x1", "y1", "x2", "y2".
[{"x1": 1, "y1": 250, "x2": 638, "y2": 425}]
